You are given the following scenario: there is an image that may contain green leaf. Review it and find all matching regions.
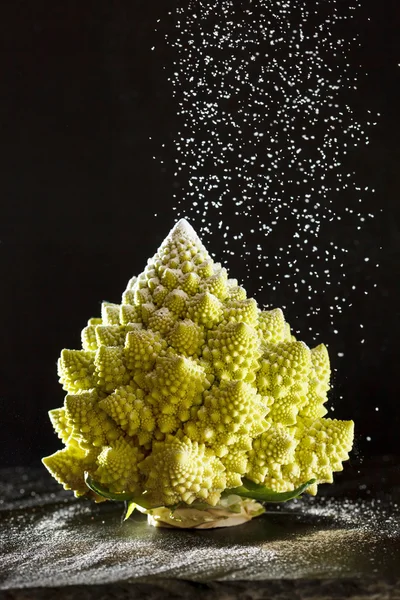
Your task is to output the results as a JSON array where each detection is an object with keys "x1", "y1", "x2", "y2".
[
  {"x1": 84, "y1": 473, "x2": 158, "y2": 510},
  {"x1": 124, "y1": 501, "x2": 137, "y2": 521},
  {"x1": 223, "y1": 478, "x2": 316, "y2": 503},
  {"x1": 239, "y1": 478, "x2": 263, "y2": 491},
  {"x1": 84, "y1": 473, "x2": 136, "y2": 501}
]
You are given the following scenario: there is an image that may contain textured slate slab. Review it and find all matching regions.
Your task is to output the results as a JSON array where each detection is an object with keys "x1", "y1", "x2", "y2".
[{"x1": 0, "y1": 465, "x2": 399, "y2": 598}]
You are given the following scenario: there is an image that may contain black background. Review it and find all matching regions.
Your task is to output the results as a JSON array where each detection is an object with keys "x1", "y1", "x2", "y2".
[{"x1": 0, "y1": 0, "x2": 399, "y2": 468}]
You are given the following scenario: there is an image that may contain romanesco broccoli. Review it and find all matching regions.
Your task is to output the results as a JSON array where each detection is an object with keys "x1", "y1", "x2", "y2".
[{"x1": 43, "y1": 219, "x2": 354, "y2": 527}]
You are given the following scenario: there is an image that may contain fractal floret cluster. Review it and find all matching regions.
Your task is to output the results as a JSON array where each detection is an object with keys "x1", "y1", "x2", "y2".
[{"x1": 43, "y1": 219, "x2": 354, "y2": 516}]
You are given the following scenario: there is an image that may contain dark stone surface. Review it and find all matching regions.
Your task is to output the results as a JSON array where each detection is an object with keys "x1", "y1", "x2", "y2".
[
  {"x1": 1, "y1": 580, "x2": 400, "y2": 600},
  {"x1": 0, "y1": 463, "x2": 399, "y2": 598}
]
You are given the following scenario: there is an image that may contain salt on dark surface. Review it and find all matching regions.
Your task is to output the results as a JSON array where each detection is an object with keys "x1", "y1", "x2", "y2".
[{"x1": 0, "y1": 466, "x2": 399, "y2": 593}]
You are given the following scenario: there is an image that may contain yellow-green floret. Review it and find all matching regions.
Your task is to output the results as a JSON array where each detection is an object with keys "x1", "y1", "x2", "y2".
[{"x1": 43, "y1": 219, "x2": 354, "y2": 508}]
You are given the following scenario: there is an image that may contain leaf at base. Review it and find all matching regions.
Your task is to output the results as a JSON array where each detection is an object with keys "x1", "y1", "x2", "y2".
[
  {"x1": 84, "y1": 473, "x2": 136, "y2": 502},
  {"x1": 223, "y1": 478, "x2": 316, "y2": 503}
]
